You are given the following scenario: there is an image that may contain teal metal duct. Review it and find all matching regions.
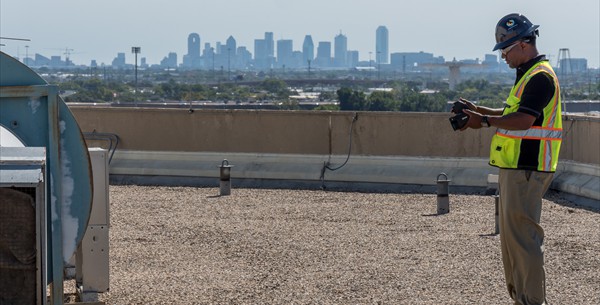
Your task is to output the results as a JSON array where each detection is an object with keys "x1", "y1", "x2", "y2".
[{"x1": 0, "y1": 51, "x2": 93, "y2": 304}]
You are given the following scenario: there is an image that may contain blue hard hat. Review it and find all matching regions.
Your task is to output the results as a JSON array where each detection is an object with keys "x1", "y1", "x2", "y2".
[{"x1": 493, "y1": 13, "x2": 539, "y2": 51}]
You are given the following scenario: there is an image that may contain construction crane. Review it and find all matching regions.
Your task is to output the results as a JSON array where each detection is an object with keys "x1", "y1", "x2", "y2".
[
  {"x1": 63, "y1": 48, "x2": 74, "y2": 66},
  {"x1": 45, "y1": 47, "x2": 78, "y2": 66}
]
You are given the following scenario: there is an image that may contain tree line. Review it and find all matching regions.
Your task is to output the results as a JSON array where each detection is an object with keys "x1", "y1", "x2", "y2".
[{"x1": 58, "y1": 76, "x2": 599, "y2": 112}]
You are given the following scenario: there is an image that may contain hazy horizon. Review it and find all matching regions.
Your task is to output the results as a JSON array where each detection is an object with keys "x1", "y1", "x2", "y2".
[{"x1": 1, "y1": 0, "x2": 599, "y2": 68}]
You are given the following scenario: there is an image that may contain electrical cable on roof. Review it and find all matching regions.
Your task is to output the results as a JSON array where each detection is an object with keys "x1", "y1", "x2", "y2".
[
  {"x1": 83, "y1": 131, "x2": 120, "y2": 164},
  {"x1": 320, "y1": 112, "x2": 358, "y2": 190}
]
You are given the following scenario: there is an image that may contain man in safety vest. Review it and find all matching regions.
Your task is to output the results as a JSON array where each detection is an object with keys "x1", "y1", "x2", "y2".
[{"x1": 454, "y1": 13, "x2": 561, "y2": 305}]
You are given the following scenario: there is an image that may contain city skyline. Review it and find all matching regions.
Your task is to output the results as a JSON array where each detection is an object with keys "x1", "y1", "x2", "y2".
[
  {"x1": 10, "y1": 30, "x2": 589, "y2": 75},
  {"x1": 1, "y1": 0, "x2": 599, "y2": 68}
]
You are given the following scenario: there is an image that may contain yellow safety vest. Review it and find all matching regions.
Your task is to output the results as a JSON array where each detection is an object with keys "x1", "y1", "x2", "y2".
[{"x1": 489, "y1": 61, "x2": 562, "y2": 172}]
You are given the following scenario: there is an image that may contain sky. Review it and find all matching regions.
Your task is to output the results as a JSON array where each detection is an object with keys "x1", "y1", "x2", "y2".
[{"x1": 1, "y1": 0, "x2": 599, "y2": 68}]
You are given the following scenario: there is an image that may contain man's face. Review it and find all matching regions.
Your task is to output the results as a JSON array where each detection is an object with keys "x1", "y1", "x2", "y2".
[{"x1": 501, "y1": 41, "x2": 524, "y2": 69}]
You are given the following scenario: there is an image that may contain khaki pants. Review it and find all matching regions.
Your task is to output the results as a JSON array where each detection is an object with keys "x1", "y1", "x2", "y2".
[{"x1": 498, "y1": 169, "x2": 553, "y2": 305}]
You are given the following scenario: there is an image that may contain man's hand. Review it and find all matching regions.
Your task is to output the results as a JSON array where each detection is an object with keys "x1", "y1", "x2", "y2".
[
  {"x1": 457, "y1": 98, "x2": 478, "y2": 112},
  {"x1": 460, "y1": 109, "x2": 483, "y2": 130}
]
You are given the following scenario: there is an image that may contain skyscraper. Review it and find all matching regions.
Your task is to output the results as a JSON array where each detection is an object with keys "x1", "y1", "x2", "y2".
[
  {"x1": 187, "y1": 33, "x2": 201, "y2": 57},
  {"x1": 226, "y1": 36, "x2": 237, "y2": 70},
  {"x1": 315, "y1": 41, "x2": 331, "y2": 67},
  {"x1": 202, "y1": 43, "x2": 214, "y2": 69},
  {"x1": 226, "y1": 36, "x2": 237, "y2": 54},
  {"x1": 182, "y1": 33, "x2": 201, "y2": 69},
  {"x1": 253, "y1": 32, "x2": 276, "y2": 69},
  {"x1": 254, "y1": 39, "x2": 266, "y2": 60},
  {"x1": 302, "y1": 35, "x2": 314, "y2": 66},
  {"x1": 347, "y1": 50, "x2": 359, "y2": 68},
  {"x1": 265, "y1": 32, "x2": 274, "y2": 58},
  {"x1": 334, "y1": 32, "x2": 347, "y2": 67},
  {"x1": 160, "y1": 52, "x2": 178, "y2": 68},
  {"x1": 376, "y1": 26, "x2": 389, "y2": 64},
  {"x1": 254, "y1": 39, "x2": 268, "y2": 69},
  {"x1": 237, "y1": 46, "x2": 252, "y2": 68},
  {"x1": 277, "y1": 39, "x2": 293, "y2": 68},
  {"x1": 112, "y1": 53, "x2": 126, "y2": 68}
]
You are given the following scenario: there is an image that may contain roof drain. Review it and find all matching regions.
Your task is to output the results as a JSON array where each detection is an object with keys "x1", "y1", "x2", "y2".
[{"x1": 320, "y1": 112, "x2": 358, "y2": 190}]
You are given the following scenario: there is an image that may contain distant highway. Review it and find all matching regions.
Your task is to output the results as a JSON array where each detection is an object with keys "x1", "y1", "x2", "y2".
[{"x1": 204, "y1": 78, "x2": 391, "y2": 87}]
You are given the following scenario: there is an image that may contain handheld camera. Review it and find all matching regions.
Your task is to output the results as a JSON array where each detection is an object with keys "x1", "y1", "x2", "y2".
[{"x1": 449, "y1": 101, "x2": 469, "y2": 131}]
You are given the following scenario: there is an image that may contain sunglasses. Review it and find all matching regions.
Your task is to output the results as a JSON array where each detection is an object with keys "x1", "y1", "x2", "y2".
[{"x1": 501, "y1": 41, "x2": 520, "y2": 55}]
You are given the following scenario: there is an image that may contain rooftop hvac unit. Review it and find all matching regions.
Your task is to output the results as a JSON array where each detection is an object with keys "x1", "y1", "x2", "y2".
[
  {"x1": 1, "y1": 51, "x2": 94, "y2": 305},
  {"x1": 75, "y1": 148, "x2": 110, "y2": 301},
  {"x1": 0, "y1": 146, "x2": 47, "y2": 305}
]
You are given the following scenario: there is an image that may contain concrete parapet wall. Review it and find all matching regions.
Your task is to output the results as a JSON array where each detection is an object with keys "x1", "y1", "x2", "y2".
[
  {"x1": 560, "y1": 114, "x2": 600, "y2": 165},
  {"x1": 553, "y1": 161, "x2": 600, "y2": 204},
  {"x1": 70, "y1": 107, "x2": 495, "y2": 157},
  {"x1": 70, "y1": 106, "x2": 599, "y2": 205},
  {"x1": 70, "y1": 107, "x2": 600, "y2": 165}
]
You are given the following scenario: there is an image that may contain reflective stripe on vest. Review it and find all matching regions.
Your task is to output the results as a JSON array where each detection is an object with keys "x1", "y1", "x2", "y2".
[
  {"x1": 489, "y1": 61, "x2": 562, "y2": 172},
  {"x1": 496, "y1": 127, "x2": 562, "y2": 141}
]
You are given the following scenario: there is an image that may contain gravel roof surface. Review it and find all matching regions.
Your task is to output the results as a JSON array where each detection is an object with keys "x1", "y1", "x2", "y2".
[{"x1": 88, "y1": 186, "x2": 598, "y2": 304}]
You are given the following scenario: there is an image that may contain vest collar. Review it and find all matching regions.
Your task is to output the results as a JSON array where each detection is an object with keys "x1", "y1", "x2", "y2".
[{"x1": 516, "y1": 55, "x2": 547, "y2": 81}]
